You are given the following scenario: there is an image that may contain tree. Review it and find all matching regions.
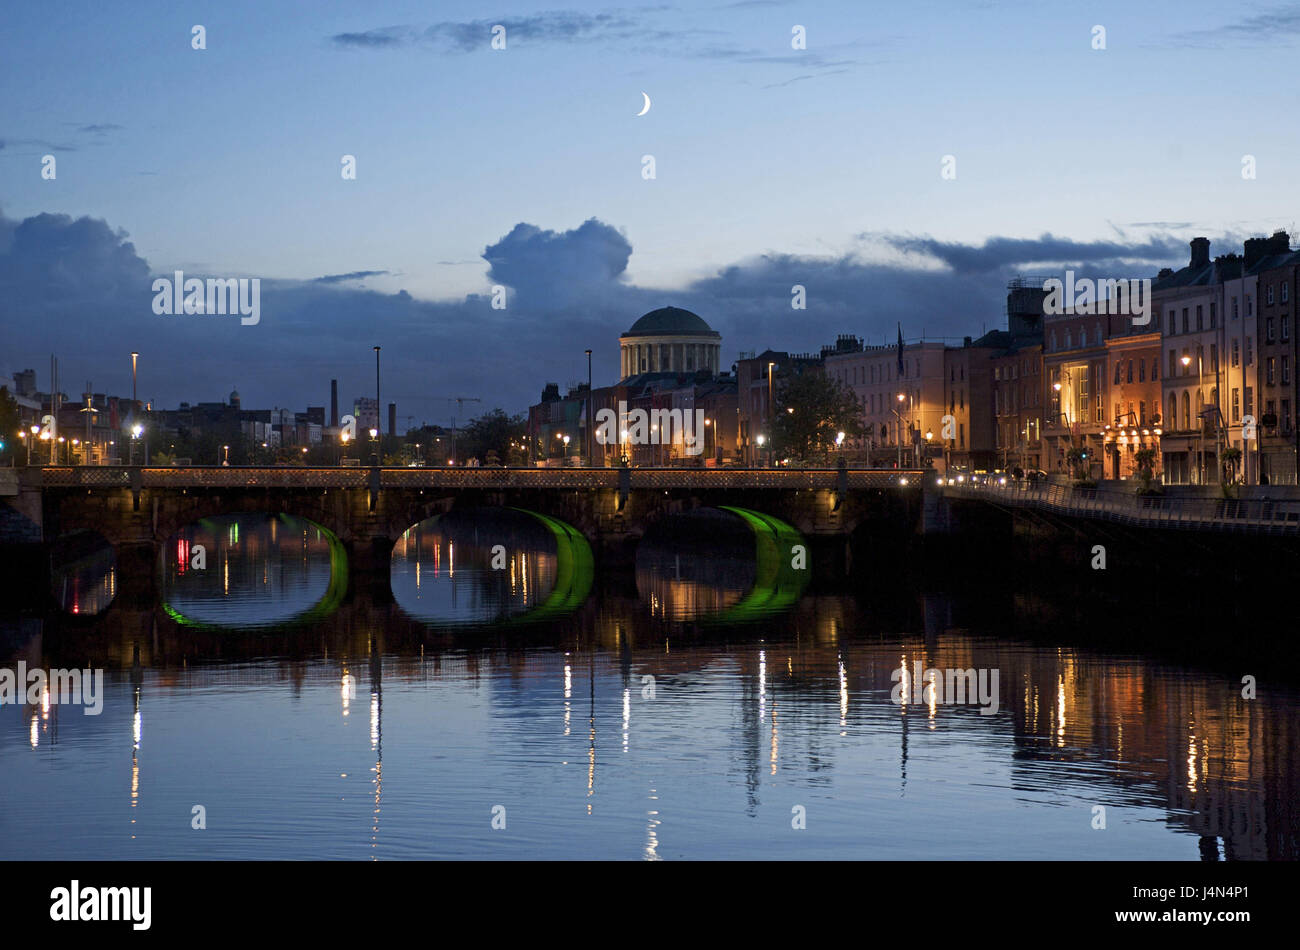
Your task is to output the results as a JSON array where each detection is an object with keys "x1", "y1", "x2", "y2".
[
  {"x1": 770, "y1": 371, "x2": 865, "y2": 462},
  {"x1": 1134, "y1": 447, "x2": 1158, "y2": 493},
  {"x1": 0, "y1": 387, "x2": 19, "y2": 464},
  {"x1": 1220, "y1": 446, "x2": 1242, "y2": 485},
  {"x1": 458, "y1": 409, "x2": 526, "y2": 465}
]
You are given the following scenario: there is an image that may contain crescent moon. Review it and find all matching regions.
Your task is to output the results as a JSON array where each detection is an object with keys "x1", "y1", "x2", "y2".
[{"x1": 636, "y1": 91, "x2": 651, "y2": 117}]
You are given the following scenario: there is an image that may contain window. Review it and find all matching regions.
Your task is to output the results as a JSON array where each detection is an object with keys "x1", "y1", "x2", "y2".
[
  {"x1": 1232, "y1": 388, "x2": 1240, "y2": 422},
  {"x1": 1210, "y1": 302, "x2": 1217, "y2": 328},
  {"x1": 1284, "y1": 282, "x2": 1290, "y2": 303},
  {"x1": 1284, "y1": 316, "x2": 1291, "y2": 342},
  {"x1": 1267, "y1": 357, "x2": 1276, "y2": 385},
  {"x1": 1196, "y1": 305, "x2": 1203, "y2": 331},
  {"x1": 1284, "y1": 399, "x2": 1292, "y2": 430},
  {"x1": 959, "y1": 423, "x2": 964, "y2": 448},
  {"x1": 1246, "y1": 337, "x2": 1253, "y2": 365},
  {"x1": 1127, "y1": 360, "x2": 1134, "y2": 384},
  {"x1": 1182, "y1": 391, "x2": 1191, "y2": 430},
  {"x1": 1064, "y1": 329, "x2": 1072, "y2": 348},
  {"x1": 1168, "y1": 310, "x2": 1176, "y2": 335},
  {"x1": 1268, "y1": 284, "x2": 1275, "y2": 305},
  {"x1": 1169, "y1": 349, "x2": 1178, "y2": 377},
  {"x1": 1140, "y1": 401, "x2": 1147, "y2": 424},
  {"x1": 1232, "y1": 339, "x2": 1240, "y2": 367},
  {"x1": 1169, "y1": 393, "x2": 1178, "y2": 428},
  {"x1": 1245, "y1": 386, "x2": 1254, "y2": 418},
  {"x1": 1139, "y1": 360, "x2": 1146, "y2": 382},
  {"x1": 1267, "y1": 317, "x2": 1275, "y2": 343},
  {"x1": 1114, "y1": 401, "x2": 1122, "y2": 422},
  {"x1": 1232, "y1": 296, "x2": 1239, "y2": 320},
  {"x1": 1182, "y1": 308, "x2": 1189, "y2": 333},
  {"x1": 1114, "y1": 362, "x2": 1122, "y2": 385},
  {"x1": 1284, "y1": 356, "x2": 1291, "y2": 385},
  {"x1": 1210, "y1": 344, "x2": 1218, "y2": 372},
  {"x1": 1247, "y1": 295, "x2": 1253, "y2": 316},
  {"x1": 1152, "y1": 358, "x2": 1158, "y2": 381}
]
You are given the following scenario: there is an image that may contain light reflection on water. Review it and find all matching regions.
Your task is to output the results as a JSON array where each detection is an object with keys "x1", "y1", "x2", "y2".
[
  {"x1": 4, "y1": 512, "x2": 1298, "y2": 860},
  {"x1": 390, "y1": 509, "x2": 559, "y2": 625},
  {"x1": 159, "y1": 513, "x2": 336, "y2": 629}
]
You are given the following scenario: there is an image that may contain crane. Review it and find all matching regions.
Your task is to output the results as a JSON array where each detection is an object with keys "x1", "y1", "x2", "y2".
[{"x1": 438, "y1": 397, "x2": 482, "y2": 464}]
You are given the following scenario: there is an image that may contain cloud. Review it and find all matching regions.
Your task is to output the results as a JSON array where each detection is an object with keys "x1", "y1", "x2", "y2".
[
  {"x1": 1156, "y1": 4, "x2": 1300, "y2": 47},
  {"x1": 313, "y1": 269, "x2": 391, "y2": 284},
  {"x1": 331, "y1": 12, "x2": 639, "y2": 51},
  {"x1": 329, "y1": 8, "x2": 869, "y2": 76},
  {"x1": 482, "y1": 218, "x2": 632, "y2": 303},
  {"x1": 331, "y1": 26, "x2": 415, "y2": 48},
  {"x1": 0, "y1": 207, "x2": 1218, "y2": 423},
  {"x1": 880, "y1": 233, "x2": 1188, "y2": 275}
]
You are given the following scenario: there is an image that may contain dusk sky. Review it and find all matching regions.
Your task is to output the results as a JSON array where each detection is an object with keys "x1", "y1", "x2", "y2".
[{"x1": 3, "y1": 0, "x2": 1299, "y2": 425}]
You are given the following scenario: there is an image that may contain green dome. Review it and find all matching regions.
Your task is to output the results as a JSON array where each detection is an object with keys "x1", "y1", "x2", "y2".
[{"x1": 623, "y1": 306, "x2": 719, "y2": 338}]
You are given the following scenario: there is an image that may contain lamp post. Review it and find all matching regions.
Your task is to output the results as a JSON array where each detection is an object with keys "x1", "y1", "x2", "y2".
[
  {"x1": 563, "y1": 434, "x2": 571, "y2": 464},
  {"x1": 1181, "y1": 353, "x2": 1205, "y2": 484},
  {"x1": 373, "y1": 345, "x2": 382, "y2": 453},
  {"x1": 756, "y1": 433, "x2": 766, "y2": 468},
  {"x1": 130, "y1": 352, "x2": 138, "y2": 425},
  {"x1": 767, "y1": 361, "x2": 776, "y2": 431},
  {"x1": 223, "y1": 444, "x2": 230, "y2": 466},
  {"x1": 585, "y1": 348, "x2": 592, "y2": 467}
]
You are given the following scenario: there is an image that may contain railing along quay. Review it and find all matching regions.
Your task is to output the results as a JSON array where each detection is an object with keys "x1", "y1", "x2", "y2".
[
  {"x1": 943, "y1": 480, "x2": 1300, "y2": 534},
  {"x1": 31, "y1": 466, "x2": 924, "y2": 491}
]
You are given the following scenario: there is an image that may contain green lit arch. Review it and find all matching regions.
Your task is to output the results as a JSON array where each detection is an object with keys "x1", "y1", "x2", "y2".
[{"x1": 161, "y1": 514, "x2": 349, "y2": 630}]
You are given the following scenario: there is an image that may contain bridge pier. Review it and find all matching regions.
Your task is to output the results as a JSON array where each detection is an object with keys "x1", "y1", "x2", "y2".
[
  {"x1": 115, "y1": 541, "x2": 160, "y2": 607},
  {"x1": 347, "y1": 536, "x2": 394, "y2": 605}
]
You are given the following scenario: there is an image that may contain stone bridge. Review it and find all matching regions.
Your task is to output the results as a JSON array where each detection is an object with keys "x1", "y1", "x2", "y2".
[{"x1": 10, "y1": 466, "x2": 925, "y2": 598}]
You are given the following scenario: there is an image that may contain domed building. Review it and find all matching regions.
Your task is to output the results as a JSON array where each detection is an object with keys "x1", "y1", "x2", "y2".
[{"x1": 620, "y1": 306, "x2": 722, "y2": 380}]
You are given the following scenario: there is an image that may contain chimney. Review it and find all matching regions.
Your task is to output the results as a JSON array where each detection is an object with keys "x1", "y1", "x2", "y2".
[
  {"x1": 330, "y1": 379, "x2": 338, "y2": 427},
  {"x1": 388, "y1": 402, "x2": 396, "y2": 437},
  {"x1": 1190, "y1": 237, "x2": 1210, "y2": 269}
]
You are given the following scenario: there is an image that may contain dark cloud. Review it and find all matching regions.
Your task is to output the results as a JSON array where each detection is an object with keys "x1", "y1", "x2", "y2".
[
  {"x1": 426, "y1": 12, "x2": 639, "y2": 51},
  {"x1": 328, "y1": 9, "x2": 868, "y2": 76},
  {"x1": 880, "y1": 233, "x2": 1188, "y2": 275},
  {"x1": 331, "y1": 26, "x2": 415, "y2": 48},
  {"x1": 1156, "y1": 4, "x2": 1300, "y2": 47},
  {"x1": 76, "y1": 124, "x2": 124, "y2": 135},
  {"x1": 0, "y1": 208, "x2": 1215, "y2": 423},
  {"x1": 313, "y1": 270, "x2": 391, "y2": 284}
]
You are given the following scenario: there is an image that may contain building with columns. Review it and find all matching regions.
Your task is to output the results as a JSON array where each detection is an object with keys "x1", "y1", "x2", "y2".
[{"x1": 620, "y1": 306, "x2": 722, "y2": 380}]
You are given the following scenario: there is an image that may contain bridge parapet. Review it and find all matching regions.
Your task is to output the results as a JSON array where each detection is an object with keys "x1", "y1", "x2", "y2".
[{"x1": 32, "y1": 466, "x2": 922, "y2": 491}]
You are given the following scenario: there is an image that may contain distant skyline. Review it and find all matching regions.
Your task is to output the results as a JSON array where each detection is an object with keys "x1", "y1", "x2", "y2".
[{"x1": 3, "y1": 0, "x2": 1299, "y2": 423}]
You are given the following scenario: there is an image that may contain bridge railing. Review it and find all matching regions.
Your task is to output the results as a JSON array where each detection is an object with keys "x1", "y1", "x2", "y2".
[
  {"x1": 944, "y1": 479, "x2": 1300, "y2": 533},
  {"x1": 33, "y1": 465, "x2": 923, "y2": 491}
]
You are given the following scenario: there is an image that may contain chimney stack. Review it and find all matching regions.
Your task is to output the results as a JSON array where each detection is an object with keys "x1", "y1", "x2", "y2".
[{"x1": 1190, "y1": 237, "x2": 1211, "y2": 269}]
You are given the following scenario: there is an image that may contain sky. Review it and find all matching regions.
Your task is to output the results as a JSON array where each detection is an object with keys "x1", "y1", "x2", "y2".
[{"x1": 2, "y1": 0, "x2": 1299, "y2": 425}]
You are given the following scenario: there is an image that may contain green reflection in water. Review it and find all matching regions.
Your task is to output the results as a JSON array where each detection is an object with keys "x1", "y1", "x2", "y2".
[
  {"x1": 161, "y1": 515, "x2": 348, "y2": 631},
  {"x1": 503, "y1": 508, "x2": 594, "y2": 624},
  {"x1": 716, "y1": 506, "x2": 809, "y2": 621}
]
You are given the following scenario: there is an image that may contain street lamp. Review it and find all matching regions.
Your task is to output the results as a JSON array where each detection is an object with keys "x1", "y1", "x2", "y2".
[
  {"x1": 373, "y1": 345, "x2": 382, "y2": 445},
  {"x1": 563, "y1": 434, "x2": 571, "y2": 463},
  {"x1": 1181, "y1": 353, "x2": 1205, "y2": 484},
  {"x1": 223, "y1": 444, "x2": 230, "y2": 466},
  {"x1": 756, "y1": 432, "x2": 766, "y2": 469},
  {"x1": 585, "y1": 348, "x2": 592, "y2": 467}
]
